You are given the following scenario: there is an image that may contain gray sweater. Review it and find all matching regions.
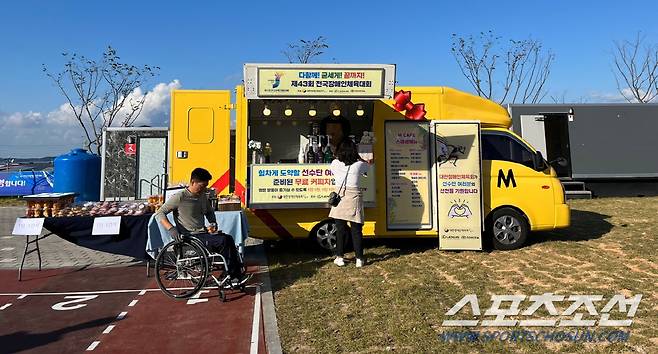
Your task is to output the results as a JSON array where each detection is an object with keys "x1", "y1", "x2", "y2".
[{"x1": 155, "y1": 188, "x2": 216, "y2": 235}]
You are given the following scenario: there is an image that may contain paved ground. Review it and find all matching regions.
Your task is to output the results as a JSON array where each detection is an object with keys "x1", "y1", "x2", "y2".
[
  {"x1": 0, "y1": 207, "x2": 137, "y2": 269},
  {"x1": 0, "y1": 207, "x2": 283, "y2": 353},
  {"x1": 0, "y1": 266, "x2": 266, "y2": 353}
]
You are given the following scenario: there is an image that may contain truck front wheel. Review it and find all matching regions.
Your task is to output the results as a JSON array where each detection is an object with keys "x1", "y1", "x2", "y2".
[{"x1": 488, "y1": 208, "x2": 529, "y2": 250}]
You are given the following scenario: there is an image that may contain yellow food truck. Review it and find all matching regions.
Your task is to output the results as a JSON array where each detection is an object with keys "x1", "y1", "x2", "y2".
[{"x1": 168, "y1": 64, "x2": 570, "y2": 251}]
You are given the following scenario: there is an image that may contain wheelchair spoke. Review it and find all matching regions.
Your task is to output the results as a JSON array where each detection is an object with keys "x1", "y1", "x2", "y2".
[
  {"x1": 161, "y1": 261, "x2": 177, "y2": 269},
  {"x1": 155, "y1": 240, "x2": 210, "y2": 299},
  {"x1": 160, "y1": 256, "x2": 177, "y2": 267},
  {"x1": 162, "y1": 270, "x2": 178, "y2": 281},
  {"x1": 179, "y1": 265, "x2": 202, "y2": 275},
  {"x1": 162, "y1": 253, "x2": 177, "y2": 267}
]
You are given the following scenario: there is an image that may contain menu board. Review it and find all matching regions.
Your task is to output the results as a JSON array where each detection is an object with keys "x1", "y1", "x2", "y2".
[
  {"x1": 250, "y1": 163, "x2": 375, "y2": 207},
  {"x1": 434, "y1": 122, "x2": 483, "y2": 250},
  {"x1": 385, "y1": 121, "x2": 432, "y2": 229}
]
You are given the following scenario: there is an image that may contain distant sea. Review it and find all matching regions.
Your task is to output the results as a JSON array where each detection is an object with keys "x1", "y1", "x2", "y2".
[
  {"x1": 1, "y1": 157, "x2": 55, "y2": 163},
  {"x1": 1, "y1": 157, "x2": 55, "y2": 172}
]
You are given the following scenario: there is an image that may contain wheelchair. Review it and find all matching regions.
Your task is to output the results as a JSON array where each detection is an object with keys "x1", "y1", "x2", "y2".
[{"x1": 154, "y1": 235, "x2": 248, "y2": 302}]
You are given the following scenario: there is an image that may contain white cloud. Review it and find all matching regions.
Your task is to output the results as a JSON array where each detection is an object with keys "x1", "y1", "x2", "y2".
[
  {"x1": 2, "y1": 111, "x2": 43, "y2": 127},
  {"x1": 588, "y1": 92, "x2": 628, "y2": 103},
  {"x1": 0, "y1": 80, "x2": 181, "y2": 158},
  {"x1": 588, "y1": 88, "x2": 656, "y2": 103},
  {"x1": 47, "y1": 103, "x2": 80, "y2": 126},
  {"x1": 118, "y1": 80, "x2": 181, "y2": 127}
]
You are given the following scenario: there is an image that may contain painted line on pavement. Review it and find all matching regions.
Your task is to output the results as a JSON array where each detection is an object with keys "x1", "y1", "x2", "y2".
[
  {"x1": 0, "y1": 288, "x2": 163, "y2": 296},
  {"x1": 116, "y1": 311, "x2": 128, "y2": 320},
  {"x1": 250, "y1": 285, "x2": 261, "y2": 354},
  {"x1": 17, "y1": 294, "x2": 27, "y2": 299},
  {"x1": 0, "y1": 285, "x2": 257, "y2": 297},
  {"x1": 102, "y1": 325, "x2": 115, "y2": 334},
  {"x1": 128, "y1": 299, "x2": 138, "y2": 307},
  {"x1": 86, "y1": 341, "x2": 100, "y2": 351},
  {"x1": 0, "y1": 303, "x2": 12, "y2": 310}
]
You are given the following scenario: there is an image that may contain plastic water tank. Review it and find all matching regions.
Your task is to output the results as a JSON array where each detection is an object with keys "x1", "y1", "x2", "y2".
[{"x1": 54, "y1": 148, "x2": 101, "y2": 202}]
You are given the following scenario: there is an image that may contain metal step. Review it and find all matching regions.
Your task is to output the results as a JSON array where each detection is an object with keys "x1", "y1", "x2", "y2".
[
  {"x1": 565, "y1": 190, "x2": 592, "y2": 199},
  {"x1": 561, "y1": 181, "x2": 587, "y2": 191}
]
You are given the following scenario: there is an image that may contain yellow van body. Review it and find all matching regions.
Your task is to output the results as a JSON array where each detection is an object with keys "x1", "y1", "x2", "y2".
[{"x1": 169, "y1": 85, "x2": 570, "y2": 242}]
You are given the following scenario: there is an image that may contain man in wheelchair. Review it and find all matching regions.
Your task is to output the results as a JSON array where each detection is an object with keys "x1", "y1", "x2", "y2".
[{"x1": 155, "y1": 167, "x2": 250, "y2": 287}]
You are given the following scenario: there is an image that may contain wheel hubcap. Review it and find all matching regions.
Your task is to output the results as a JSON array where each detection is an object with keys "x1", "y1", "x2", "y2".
[
  {"x1": 493, "y1": 215, "x2": 522, "y2": 245},
  {"x1": 315, "y1": 222, "x2": 337, "y2": 250}
]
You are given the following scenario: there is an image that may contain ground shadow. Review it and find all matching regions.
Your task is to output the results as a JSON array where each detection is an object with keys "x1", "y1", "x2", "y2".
[
  {"x1": 17, "y1": 261, "x2": 146, "y2": 283},
  {"x1": 0, "y1": 317, "x2": 116, "y2": 353},
  {"x1": 265, "y1": 239, "x2": 332, "y2": 292},
  {"x1": 526, "y1": 209, "x2": 613, "y2": 246},
  {"x1": 14, "y1": 266, "x2": 88, "y2": 282},
  {"x1": 266, "y1": 209, "x2": 615, "y2": 291},
  {"x1": 193, "y1": 288, "x2": 251, "y2": 303},
  {"x1": 361, "y1": 238, "x2": 437, "y2": 264},
  {"x1": 265, "y1": 237, "x2": 437, "y2": 292}
]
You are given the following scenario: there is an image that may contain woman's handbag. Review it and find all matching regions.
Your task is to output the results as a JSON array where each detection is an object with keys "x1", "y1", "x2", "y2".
[
  {"x1": 327, "y1": 191, "x2": 341, "y2": 207},
  {"x1": 328, "y1": 165, "x2": 350, "y2": 207}
]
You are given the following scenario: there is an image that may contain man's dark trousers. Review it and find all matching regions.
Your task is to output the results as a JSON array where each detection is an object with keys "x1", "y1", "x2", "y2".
[{"x1": 192, "y1": 233, "x2": 243, "y2": 278}]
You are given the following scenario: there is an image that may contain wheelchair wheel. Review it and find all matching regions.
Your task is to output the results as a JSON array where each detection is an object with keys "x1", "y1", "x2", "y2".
[{"x1": 155, "y1": 240, "x2": 209, "y2": 299}]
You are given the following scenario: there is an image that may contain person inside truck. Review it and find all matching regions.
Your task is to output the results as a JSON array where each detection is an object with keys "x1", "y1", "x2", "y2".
[
  {"x1": 320, "y1": 115, "x2": 351, "y2": 152},
  {"x1": 155, "y1": 167, "x2": 249, "y2": 286}
]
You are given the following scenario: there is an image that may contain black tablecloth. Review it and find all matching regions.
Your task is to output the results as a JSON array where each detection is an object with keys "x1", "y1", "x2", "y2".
[{"x1": 43, "y1": 214, "x2": 152, "y2": 260}]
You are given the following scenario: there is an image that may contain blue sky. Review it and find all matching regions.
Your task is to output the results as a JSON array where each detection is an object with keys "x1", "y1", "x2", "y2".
[{"x1": 1, "y1": 0, "x2": 657, "y2": 157}]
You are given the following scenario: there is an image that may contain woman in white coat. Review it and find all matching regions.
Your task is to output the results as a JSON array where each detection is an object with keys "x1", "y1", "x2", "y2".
[{"x1": 329, "y1": 140, "x2": 369, "y2": 267}]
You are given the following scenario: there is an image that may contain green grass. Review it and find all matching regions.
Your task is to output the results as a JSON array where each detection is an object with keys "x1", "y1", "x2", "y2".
[
  {"x1": 267, "y1": 197, "x2": 658, "y2": 353},
  {"x1": 0, "y1": 197, "x2": 23, "y2": 206}
]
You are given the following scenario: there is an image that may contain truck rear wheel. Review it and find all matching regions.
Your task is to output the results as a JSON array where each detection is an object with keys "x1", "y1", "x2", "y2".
[
  {"x1": 488, "y1": 208, "x2": 529, "y2": 250},
  {"x1": 311, "y1": 219, "x2": 338, "y2": 251}
]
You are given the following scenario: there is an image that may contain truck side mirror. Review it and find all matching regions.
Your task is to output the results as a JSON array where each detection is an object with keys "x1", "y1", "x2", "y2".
[
  {"x1": 549, "y1": 157, "x2": 568, "y2": 167},
  {"x1": 533, "y1": 151, "x2": 546, "y2": 171}
]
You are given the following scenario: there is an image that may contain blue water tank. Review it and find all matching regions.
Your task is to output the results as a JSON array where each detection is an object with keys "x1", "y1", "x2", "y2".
[{"x1": 54, "y1": 148, "x2": 101, "y2": 202}]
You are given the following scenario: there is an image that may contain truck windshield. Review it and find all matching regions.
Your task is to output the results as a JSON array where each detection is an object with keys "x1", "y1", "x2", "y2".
[{"x1": 481, "y1": 132, "x2": 535, "y2": 169}]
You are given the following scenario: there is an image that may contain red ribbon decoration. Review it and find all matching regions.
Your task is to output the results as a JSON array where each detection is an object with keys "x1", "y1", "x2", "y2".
[{"x1": 393, "y1": 90, "x2": 427, "y2": 120}]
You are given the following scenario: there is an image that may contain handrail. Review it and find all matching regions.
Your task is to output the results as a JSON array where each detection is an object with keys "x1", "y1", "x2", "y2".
[{"x1": 139, "y1": 173, "x2": 168, "y2": 198}]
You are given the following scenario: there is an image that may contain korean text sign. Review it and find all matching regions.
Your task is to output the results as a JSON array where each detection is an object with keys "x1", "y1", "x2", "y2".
[
  {"x1": 435, "y1": 122, "x2": 483, "y2": 250},
  {"x1": 257, "y1": 68, "x2": 385, "y2": 98},
  {"x1": 250, "y1": 164, "x2": 374, "y2": 206},
  {"x1": 0, "y1": 171, "x2": 54, "y2": 197}
]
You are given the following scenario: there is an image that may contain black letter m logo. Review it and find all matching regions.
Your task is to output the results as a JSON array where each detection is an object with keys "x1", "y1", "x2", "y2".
[{"x1": 497, "y1": 169, "x2": 517, "y2": 188}]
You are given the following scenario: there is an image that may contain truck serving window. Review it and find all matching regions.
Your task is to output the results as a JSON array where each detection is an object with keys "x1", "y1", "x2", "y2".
[{"x1": 481, "y1": 133, "x2": 534, "y2": 169}]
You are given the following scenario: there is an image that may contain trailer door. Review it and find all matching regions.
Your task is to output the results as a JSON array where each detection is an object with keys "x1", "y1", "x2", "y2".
[
  {"x1": 520, "y1": 115, "x2": 547, "y2": 157},
  {"x1": 170, "y1": 90, "x2": 232, "y2": 194},
  {"x1": 137, "y1": 136, "x2": 167, "y2": 199}
]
